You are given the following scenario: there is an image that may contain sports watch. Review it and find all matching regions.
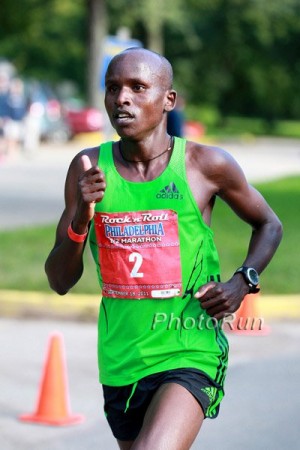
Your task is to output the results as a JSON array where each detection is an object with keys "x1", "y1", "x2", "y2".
[{"x1": 234, "y1": 266, "x2": 260, "y2": 293}]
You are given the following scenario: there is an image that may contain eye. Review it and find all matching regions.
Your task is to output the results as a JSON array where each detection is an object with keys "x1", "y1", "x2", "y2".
[
  {"x1": 132, "y1": 84, "x2": 145, "y2": 92},
  {"x1": 106, "y1": 84, "x2": 118, "y2": 93}
]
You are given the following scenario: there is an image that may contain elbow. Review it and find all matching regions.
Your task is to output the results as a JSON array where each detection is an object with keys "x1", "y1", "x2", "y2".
[
  {"x1": 274, "y1": 215, "x2": 283, "y2": 243},
  {"x1": 47, "y1": 276, "x2": 69, "y2": 296},
  {"x1": 44, "y1": 254, "x2": 83, "y2": 296},
  {"x1": 50, "y1": 282, "x2": 69, "y2": 296},
  {"x1": 265, "y1": 214, "x2": 283, "y2": 250},
  {"x1": 45, "y1": 263, "x2": 69, "y2": 296}
]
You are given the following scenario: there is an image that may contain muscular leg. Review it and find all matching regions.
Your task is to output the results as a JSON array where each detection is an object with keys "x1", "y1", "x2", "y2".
[
  {"x1": 117, "y1": 440, "x2": 134, "y2": 450},
  {"x1": 130, "y1": 383, "x2": 204, "y2": 450}
]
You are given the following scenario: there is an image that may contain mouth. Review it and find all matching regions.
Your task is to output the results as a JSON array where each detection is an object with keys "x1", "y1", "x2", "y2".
[{"x1": 113, "y1": 111, "x2": 135, "y2": 124}]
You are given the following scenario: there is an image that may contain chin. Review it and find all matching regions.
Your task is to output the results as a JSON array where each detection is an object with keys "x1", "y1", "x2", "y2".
[{"x1": 115, "y1": 127, "x2": 137, "y2": 140}]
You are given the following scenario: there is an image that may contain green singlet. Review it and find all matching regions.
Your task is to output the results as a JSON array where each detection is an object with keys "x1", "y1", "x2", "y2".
[{"x1": 89, "y1": 137, "x2": 228, "y2": 394}]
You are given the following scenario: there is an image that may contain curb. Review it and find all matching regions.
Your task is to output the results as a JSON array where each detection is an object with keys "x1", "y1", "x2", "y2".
[
  {"x1": 258, "y1": 295, "x2": 300, "y2": 320},
  {"x1": 0, "y1": 290, "x2": 101, "y2": 321},
  {"x1": 0, "y1": 290, "x2": 299, "y2": 321}
]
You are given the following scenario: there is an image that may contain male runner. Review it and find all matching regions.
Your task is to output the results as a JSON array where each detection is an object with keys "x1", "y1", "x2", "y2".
[{"x1": 45, "y1": 48, "x2": 282, "y2": 450}]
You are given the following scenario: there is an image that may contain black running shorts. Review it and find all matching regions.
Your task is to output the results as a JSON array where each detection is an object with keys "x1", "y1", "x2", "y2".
[{"x1": 102, "y1": 368, "x2": 224, "y2": 441}]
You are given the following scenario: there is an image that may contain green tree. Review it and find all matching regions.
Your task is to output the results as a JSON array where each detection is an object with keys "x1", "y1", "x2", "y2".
[
  {"x1": 0, "y1": 0, "x2": 86, "y2": 89},
  {"x1": 107, "y1": 0, "x2": 186, "y2": 54},
  {"x1": 1, "y1": 0, "x2": 300, "y2": 120},
  {"x1": 164, "y1": 0, "x2": 300, "y2": 120}
]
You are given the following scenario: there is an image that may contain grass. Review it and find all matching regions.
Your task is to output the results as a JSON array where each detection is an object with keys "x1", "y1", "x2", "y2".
[
  {"x1": 0, "y1": 225, "x2": 99, "y2": 294},
  {"x1": 0, "y1": 176, "x2": 299, "y2": 295},
  {"x1": 209, "y1": 117, "x2": 300, "y2": 139}
]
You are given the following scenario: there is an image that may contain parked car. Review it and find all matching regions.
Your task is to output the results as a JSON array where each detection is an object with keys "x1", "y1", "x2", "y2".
[{"x1": 63, "y1": 99, "x2": 104, "y2": 137}]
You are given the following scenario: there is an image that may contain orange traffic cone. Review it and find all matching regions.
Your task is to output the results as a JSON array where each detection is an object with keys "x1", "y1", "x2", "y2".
[
  {"x1": 20, "y1": 332, "x2": 84, "y2": 426},
  {"x1": 226, "y1": 292, "x2": 271, "y2": 335}
]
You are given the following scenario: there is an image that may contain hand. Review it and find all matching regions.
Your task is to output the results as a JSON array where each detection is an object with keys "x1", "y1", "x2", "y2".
[
  {"x1": 73, "y1": 154, "x2": 106, "y2": 230},
  {"x1": 194, "y1": 276, "x2": 249, "y2": 320}
]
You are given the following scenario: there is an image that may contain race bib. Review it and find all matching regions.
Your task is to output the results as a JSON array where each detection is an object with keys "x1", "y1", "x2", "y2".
[{"x1": 94, "y1": 210, "x2": 182, "y2": 299}]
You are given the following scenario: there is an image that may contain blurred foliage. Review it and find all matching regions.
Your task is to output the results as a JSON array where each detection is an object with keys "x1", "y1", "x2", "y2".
[
  {"x1": 1, "y1": 0, "x2": 300, "y2": 122},
  {"x1": 204, "y1": 117, "x2": 300, "y2": 139},
  {"x1": 0, "y1": 0, "x2": 87, "y2": 89}
]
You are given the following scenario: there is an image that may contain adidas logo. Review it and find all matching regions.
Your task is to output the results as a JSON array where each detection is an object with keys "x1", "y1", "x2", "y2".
[
  {"x1": 156, "y1": 182, "x2": 183, "y2": 200},
  {"x1": 201, "y1": 387, "x2": 217, "y2": 405}
]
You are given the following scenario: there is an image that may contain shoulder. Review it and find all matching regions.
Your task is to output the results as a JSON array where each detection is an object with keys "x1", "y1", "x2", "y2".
[
  {"x1": 186, "y1": 140, "x2": 238, "y2": 171},
  {"x1": 185, "y1": 140, "x2": 248, "y2": 193},
  {"x1": 66, "y1": 145, "x2": 100, "y2": 179},
  {"x1": 69, "y1": 145, "x2": 99, "y2": 169}
]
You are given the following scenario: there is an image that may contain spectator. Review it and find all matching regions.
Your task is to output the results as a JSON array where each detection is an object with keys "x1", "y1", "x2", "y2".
[
  {"x1": 4, "y1": 78, "x2": 27, "y2": 159},
  {"x1": 0, "y1": 72, "x2": 10, "y2": 161}
]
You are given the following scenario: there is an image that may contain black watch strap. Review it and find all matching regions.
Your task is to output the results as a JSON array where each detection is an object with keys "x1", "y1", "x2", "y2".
[{"x1": 234, "y1": 266, "x2": 260, "y2": 294}]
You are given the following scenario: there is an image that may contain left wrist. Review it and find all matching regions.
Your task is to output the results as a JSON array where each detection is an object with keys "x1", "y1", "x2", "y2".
[{"x1": 233, "y1": 266, "x2": 260, "y2": 294}]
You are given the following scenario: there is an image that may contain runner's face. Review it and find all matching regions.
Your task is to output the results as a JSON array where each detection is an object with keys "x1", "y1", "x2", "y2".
[{"x1": 105, "y1": 53, "x2": 170, "y2": 139}]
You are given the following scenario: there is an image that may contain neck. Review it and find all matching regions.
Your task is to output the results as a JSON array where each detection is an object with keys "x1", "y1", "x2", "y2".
[{"x1": 119, "y1": 136, "x2": 174, "y2": 164}]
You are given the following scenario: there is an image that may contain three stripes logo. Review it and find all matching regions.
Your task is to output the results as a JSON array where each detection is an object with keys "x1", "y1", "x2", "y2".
[
  {"x1": 201, "y1": 386, "x2": 217, "y2": 405},
  {"x1": 156, "y1": 182, "x2": 183, "y2": 200}
]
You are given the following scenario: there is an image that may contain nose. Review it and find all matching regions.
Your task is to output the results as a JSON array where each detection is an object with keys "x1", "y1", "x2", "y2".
[{"x1": 115, "y1": 87, "x2": 131, "y2": 106}]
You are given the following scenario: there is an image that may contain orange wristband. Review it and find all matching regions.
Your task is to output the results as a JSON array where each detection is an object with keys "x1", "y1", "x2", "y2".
[{"x1": 67, "y1": 223, "x2": 88, "y2": 243}]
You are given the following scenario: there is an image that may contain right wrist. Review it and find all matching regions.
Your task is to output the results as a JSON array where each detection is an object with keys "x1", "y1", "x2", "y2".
[
  {"x1": 71, "y1": 218, "x2": 89, "y2": 235},
  {"x1": 67, "y1": 221, "x2": 88, "y2": 243}
]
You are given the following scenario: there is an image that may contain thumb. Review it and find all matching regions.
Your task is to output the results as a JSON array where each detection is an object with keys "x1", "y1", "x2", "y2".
[
  {"x1": 81, "y1": 154, "x2": 93, "y2": 173},
  {"x1": 194, "y1": 283, "x2": 216, "y2": 299}
]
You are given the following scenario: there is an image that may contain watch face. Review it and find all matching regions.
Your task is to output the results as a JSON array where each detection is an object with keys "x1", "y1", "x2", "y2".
[{"x1": 247, "y1": 268, "x2": 259, "y2": 285}]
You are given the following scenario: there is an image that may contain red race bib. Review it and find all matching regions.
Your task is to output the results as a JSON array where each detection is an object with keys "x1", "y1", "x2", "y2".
[{"x1": 94, "y1": 210, "x2": 182, "y2": 299}]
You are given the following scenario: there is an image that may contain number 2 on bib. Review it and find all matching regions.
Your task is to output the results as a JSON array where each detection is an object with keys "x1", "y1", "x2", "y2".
[{"x1": 129, "y1": 252, "x2": 144, "y2": 278}]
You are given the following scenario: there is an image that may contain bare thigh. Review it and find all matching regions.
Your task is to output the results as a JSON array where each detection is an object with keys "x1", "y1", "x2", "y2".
[
  {"x1": 127, "y1": 382, "x2": 204, "y2": 450},
  {"x1": 117, "y1": 440, "x2": 134, "y2": 450}
]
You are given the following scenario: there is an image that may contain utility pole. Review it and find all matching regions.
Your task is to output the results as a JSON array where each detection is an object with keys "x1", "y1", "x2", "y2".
[{"x1": 87, "y1": 0, "x2": 107, "y2": 109}]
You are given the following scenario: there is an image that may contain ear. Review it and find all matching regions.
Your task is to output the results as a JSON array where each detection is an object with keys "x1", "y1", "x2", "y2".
[{"x1": 164, "y1": 90, "x2": 177, "y2": 112}]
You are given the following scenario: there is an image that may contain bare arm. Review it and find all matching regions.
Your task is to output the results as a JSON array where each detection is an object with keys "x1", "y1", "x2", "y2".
[
  {"x1": 45, "y1": 149, "x2": 106, "y2": 295},
  {"x1": 193, "y1": 147, "x2": 283, "y2": 319}
]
